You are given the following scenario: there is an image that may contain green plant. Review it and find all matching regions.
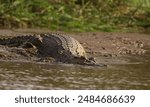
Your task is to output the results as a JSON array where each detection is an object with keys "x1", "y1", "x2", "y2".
[{"x1": 0, "y1": 0, "x2": 149, "y2": 32}]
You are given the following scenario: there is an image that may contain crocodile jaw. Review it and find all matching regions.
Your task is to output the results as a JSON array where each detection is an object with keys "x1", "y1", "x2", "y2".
[{"x1": 69, "y1": 56, "x2": 106, "y2": 67}]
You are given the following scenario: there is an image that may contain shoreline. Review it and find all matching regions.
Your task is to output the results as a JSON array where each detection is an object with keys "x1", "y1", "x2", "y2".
[{"x1": 0, "y1": 29, "x2": 150, "y2": 63}]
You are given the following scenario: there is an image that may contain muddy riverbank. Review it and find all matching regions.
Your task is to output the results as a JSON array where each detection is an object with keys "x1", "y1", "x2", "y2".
[
  {"x1": 0, "y1": 29, "x2": 150, "y2": 63},
  {"x1": 0, "y1": 29, "x2": 150, "y2": 89}
]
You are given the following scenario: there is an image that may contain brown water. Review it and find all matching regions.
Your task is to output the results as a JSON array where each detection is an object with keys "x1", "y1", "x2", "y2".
[{"x1": 0, "y1": 55, "x2": 150, "y2": 90}]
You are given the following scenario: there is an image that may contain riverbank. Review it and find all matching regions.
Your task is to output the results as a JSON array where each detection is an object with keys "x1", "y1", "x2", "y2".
[{"x1": 0, "y1": 29, "x2": 150, "y2": 63}]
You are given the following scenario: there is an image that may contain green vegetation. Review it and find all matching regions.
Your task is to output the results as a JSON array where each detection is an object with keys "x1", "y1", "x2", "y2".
[{"x1": 0, "y1": 0, "x2": 149, "y2": 32}]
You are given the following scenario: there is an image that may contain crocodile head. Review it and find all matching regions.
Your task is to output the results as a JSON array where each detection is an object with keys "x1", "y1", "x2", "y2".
[{"x1": 70, "y1": 56, "x2": 106, "y2": 67}]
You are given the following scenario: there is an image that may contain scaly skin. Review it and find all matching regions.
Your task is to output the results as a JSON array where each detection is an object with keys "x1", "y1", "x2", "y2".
[{"x1": 0, "y1": 33, "x2": 106, "y2": 66}]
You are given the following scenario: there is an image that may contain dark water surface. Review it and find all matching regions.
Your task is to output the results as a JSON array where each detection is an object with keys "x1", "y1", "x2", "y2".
[{"x1": 0, "y1": 55, "x2": 150, "y2": 90}]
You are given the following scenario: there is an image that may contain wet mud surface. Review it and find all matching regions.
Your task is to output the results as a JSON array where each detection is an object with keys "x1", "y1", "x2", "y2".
[
  {"x1": 0, "y1": 29, "x2": 150, "y2": 89},
  {"x1": 0, "y1": 29, "x2": 150, "y2": 64}
]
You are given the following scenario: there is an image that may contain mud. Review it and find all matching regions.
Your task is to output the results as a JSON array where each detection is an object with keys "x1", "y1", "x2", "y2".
[{"x1": 0, "y1": 29, "x2": 150, "y2": 63}]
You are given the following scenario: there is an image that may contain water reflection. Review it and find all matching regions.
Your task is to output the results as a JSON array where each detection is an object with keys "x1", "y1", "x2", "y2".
[{"x1": 0, "y1": 55, "x2": 150, "y2": 89}]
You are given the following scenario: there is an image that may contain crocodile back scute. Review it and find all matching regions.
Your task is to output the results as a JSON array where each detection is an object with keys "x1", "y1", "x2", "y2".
[
  {"x1": 0, "y1": 35, "x2": 37, "y2": 47},
  {"x1": 41, "y1": 33, "x2": 87, "y2": 59},
  {"x1": 0, "y1": 33, "x2": 89, "y2": 63}
]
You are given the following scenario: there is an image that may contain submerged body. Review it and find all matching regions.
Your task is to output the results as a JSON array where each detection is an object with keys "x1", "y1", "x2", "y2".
[{"x1": 0, "y1": 33, "x2": 105, "y2": 66}]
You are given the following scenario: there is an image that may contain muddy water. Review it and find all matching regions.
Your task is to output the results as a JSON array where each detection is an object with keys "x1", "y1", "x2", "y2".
[{"x1": 0, "y1": 54, "x2": 150, "y2": 90}]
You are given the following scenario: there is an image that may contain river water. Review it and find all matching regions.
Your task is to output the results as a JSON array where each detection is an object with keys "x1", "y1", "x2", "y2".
[{"x1": 0, "y1": 54, "x2": 150, "y2": 90}]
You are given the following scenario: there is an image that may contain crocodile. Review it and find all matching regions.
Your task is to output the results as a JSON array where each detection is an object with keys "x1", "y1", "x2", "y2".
[{"x1": 0, "y1": 33, "x2": 106, "y2": 66}]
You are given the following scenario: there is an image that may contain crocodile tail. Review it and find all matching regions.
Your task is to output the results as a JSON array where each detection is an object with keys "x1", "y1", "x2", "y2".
[
  {"x1": 0, "y1": 35, "x2": 34, "y2": 47},
  {"x1": 0, "y1": 38, "x2": 12, "y2": 45}
]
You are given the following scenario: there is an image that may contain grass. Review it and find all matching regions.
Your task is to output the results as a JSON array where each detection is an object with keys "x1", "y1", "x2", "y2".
[{"x1": 0, "y1": 0, "x2": 149, "y2": 32}]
